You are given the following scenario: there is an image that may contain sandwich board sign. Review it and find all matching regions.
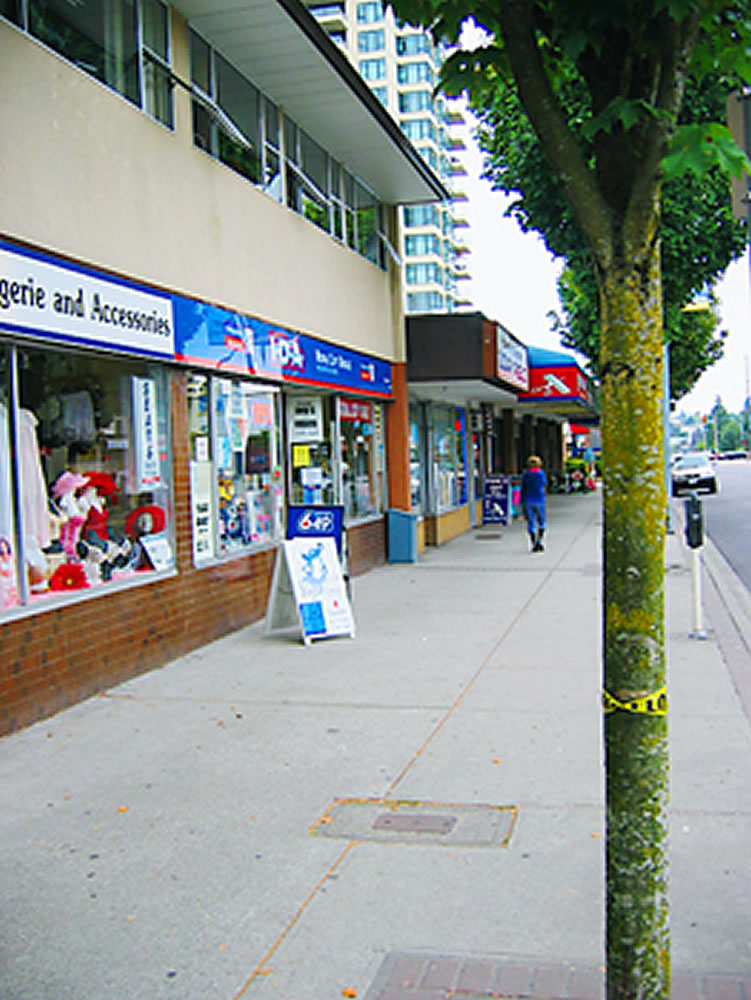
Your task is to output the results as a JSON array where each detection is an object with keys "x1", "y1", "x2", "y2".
[
  {"x1": 483, "y1": 474, "x2": 511, "y2": 525},
  {"x1": 264, "y1": 536, "x2": 355, "y2": 646}
]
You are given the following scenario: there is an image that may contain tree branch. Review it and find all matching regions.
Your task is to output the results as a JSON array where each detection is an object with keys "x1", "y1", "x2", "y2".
[
  {"x1": 494, "y1": 0, "x2": 614, "y2": 271},
  {"x1": 622, "y1": 8, "x2": 703, "y2": 255}
]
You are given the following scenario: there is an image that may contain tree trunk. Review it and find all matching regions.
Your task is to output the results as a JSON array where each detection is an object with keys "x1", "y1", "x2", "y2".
[{"x1": 599, "y1": 235, "x2": 670, "y2": 999}]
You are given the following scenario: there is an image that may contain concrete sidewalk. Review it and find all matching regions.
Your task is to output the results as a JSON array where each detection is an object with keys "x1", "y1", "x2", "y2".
[{"x1": 0, "y1": 491, "x2": 749, "y2": 1000}]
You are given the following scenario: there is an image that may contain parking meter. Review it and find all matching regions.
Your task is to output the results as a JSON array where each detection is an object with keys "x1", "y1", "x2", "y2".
[{"x1": 684, "y1": 494, "x2": 704, "y2": 549}]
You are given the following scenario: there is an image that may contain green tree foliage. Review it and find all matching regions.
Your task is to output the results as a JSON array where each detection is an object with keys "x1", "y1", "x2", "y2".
[
  {"x1": 719, "y1": 417, "x2": 743, "y2": 449},
  {"x1": 387, "y1": 2, "x2": 751, "y2": 997},
  {"x1": 474, "y1": 76, "x2": 747, "y2": 402}
]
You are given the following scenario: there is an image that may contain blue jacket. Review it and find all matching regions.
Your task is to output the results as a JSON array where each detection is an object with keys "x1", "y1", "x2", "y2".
[{"x1": 520, "y1": 467, "x2": 547, "y2": 504}]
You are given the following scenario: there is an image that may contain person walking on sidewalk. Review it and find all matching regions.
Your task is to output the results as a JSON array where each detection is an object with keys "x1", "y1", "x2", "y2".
[{"x1": 521, "y1": 455, "x2": 547, "y2": 552}]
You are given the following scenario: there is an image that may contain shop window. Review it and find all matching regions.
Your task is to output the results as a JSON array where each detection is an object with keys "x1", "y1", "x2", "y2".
[
  {"x1": 0, "y1": 346, "x2": 174, "y2": 613},
  {"x1": 340, "y1": 398, "x2": 383, "y2": 521},
  {"x1": 188, "y1": 374, "x2": 283, "y2": 564},
  {"x1": 0, "y1": 346, "x2": 19, "y2": 610},
  {"x1": 455, "y1": 408, "x2": 468, "y2": 504},
  {"x1": 431, "y1": 404, "x2": 467, "y2": 511},
  {"x1": 287, "y1": 396, "x2": 336, "y2": 506},
  {"x1": 409, "y1": 403, "x2": 425, "y2": 514}
]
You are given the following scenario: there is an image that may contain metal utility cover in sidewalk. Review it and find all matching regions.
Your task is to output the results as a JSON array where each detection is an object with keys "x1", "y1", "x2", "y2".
[{"x1": 311, "y1": 798, "x2": 517, "y2": 847}]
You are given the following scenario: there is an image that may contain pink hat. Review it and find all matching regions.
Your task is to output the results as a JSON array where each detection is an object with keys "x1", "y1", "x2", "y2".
[{"x1": 53, "y1": 471, "x2": 89, "y2": 498}]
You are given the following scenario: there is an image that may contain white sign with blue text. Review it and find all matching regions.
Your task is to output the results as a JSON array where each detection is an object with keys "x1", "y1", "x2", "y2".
[{"x1": 265, "y1": 537, "x2": 354, "y2": 646}]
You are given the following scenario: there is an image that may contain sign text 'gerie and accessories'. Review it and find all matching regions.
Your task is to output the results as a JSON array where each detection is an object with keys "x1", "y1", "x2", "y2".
[{"x1": 0, "y1": 243, "x2": 174, "y2": 359}]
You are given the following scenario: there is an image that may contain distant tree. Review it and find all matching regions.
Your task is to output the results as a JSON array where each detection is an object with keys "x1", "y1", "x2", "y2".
[{"x1": 720, "y1": 419, "x2": 743, "y2": 450}]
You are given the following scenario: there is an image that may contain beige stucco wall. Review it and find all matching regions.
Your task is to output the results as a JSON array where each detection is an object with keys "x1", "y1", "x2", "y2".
[{"x1": 0, "y1": 15, "x2": 406, "y2": 362}]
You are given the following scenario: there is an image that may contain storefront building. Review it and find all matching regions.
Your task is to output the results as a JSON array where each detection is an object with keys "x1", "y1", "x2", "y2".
[
  {"x1": 406, "y1": 313, "x2": 532, "y2": 547},
  {"x1": 406, "y1": 315, "x2": 597, "y2": 548},
  {"x1": 0, "y1": 0, "x2": 445, "y2": 734}
]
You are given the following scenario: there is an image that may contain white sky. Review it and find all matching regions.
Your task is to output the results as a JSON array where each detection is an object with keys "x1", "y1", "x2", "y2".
[{"x1": 457, "y1": 111, "x2": 751, "y2": 417}]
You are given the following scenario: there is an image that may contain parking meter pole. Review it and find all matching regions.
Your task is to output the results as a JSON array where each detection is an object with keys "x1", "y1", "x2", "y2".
[
  {"x1": 684, "y1": 493, "x2": 707, "y2": 640},
  {"x1": 690, "y1": 547, "x2": 707, "y2": 640}
]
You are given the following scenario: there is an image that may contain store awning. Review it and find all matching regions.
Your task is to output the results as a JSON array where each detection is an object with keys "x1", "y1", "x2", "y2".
[{"x1": 517, "y1": 347, "x2": 599, "y2": 423}]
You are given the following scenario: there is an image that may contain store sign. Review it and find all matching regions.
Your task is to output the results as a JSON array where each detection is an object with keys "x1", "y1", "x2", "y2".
[
  {"x1": 0, "y1": 242, "x2": 174, "y2": 358},
  {"x1": 496, "y1": 327, "x2": 529, "y2": 391},
  {"x1": 520, "y1": 364, "x2": 591, "y2": 403},
  {"x1": 172, "y1": 296, "x2": 392, "y2": 397},
  {"x1": 340, "y1": 399, "x2": 371, "y2": 422},
  {"x1": 287, "y1": 505, "x2": 344, "y2": 558},
  {"x1": 1, "y1": 241, "x2": 390, "y2": 397},
  {"x1": 132, "y1": 376, "x2": 161, "y2": 488}
]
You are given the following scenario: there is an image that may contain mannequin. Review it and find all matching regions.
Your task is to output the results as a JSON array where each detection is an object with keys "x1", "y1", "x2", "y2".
[
  {"x1": 52, "y1": 471, "x2": 89, "y2": 559},
  {"x1": 0, "y1": 535, "x2": 18, "y2": 608}
]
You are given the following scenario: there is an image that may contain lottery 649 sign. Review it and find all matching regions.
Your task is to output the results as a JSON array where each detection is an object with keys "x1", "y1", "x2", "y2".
[{"x1": 483, "y1": 475, "x2": 511, "y2": 525}]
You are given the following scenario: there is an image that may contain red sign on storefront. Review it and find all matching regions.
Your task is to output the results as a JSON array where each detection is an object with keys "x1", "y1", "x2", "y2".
[{"x1": 519, "y1": 364, "x2": 590, "y2": 403}]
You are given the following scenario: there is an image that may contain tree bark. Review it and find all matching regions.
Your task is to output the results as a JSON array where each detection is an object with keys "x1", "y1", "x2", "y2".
[{"x1": 599, "y1": 232, "x2": 670, "y2": 999}]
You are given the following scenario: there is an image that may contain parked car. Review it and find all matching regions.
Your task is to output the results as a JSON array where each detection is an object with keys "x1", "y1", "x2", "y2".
[
  {"x1": 671, "y1": 452, "x2": 718, "y2": 496},
  {"x1": 719, "y1": 450, "x2": 748, "y2": 460}
]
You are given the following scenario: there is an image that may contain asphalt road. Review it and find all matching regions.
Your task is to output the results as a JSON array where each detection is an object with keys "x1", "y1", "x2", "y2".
[{"x1": 699, "y1": 458, "x2": 751, "y2": 591}]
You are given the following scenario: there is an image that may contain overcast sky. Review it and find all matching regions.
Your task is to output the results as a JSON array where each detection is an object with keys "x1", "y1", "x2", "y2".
[{"x1": 458, "y1": 112, "x2": 751, "y2": 417}]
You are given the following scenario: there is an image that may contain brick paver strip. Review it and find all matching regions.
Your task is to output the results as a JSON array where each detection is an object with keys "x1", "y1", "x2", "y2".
[
  {"x1": 493, "y1": 962, "x2": 534, "y2": 996},
  {"x1": 365, "y1": 951, "x2": 751, "y2": 1000},
  {"x1": 702, "y1": 977, "x2": 747, "y2": 1000},
  {"x1": 376, "y1": 989, "x2": 448, "y2": 1000},
  {"x1": 456, "y1": 959, "x2": 499, "y2": 994},
  {"x1": 565, "y1": 966, "x2": 603, "y2": 1000},
  {"x1": 421, "y1": 957, "x2": 463, "y2": 990},
  {"x1": 531, "y1": 964, "x2": 572, "y2": 998},
  {"x1": 386, "y1": 954, "x2": 431, "y2": 989}
]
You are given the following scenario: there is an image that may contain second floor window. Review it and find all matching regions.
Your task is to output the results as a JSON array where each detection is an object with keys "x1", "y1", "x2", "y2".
[{"x1": 12, "y1": 0, "x2": 173, "y2": 127}]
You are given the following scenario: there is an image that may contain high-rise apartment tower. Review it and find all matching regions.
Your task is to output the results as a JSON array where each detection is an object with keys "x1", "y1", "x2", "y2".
[{"x1": 306, "y1": 0, "x2": 472, "y2": 313}]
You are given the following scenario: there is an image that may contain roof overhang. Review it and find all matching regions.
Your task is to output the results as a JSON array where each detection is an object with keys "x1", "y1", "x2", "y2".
[
  {"x1": 178, "y1": 0, "x2": 449, "y2": 205},
  {"x1": 409, "y1": 379, "x2": 519, "y2": 407}
]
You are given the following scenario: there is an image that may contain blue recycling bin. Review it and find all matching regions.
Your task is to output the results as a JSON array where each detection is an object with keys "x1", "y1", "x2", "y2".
[{"x1": 387, "y1": 509, "x2": 418, "y2": 563}]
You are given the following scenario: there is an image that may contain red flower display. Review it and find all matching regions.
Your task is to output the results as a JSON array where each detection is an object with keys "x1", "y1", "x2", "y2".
[{"x1": 49, "y1": 562, "x2": 90, "y2": 591}]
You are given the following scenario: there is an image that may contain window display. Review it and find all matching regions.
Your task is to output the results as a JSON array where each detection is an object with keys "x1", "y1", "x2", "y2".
[
  {"x1": 0, "y1": 345, "x2": 174, "y2": 613},
  {"x1": 340, "y1": 397, "x2": 383, "y2": 521},
  {"x1": 0, "y1": 347, "x2": 18, "y2": 609},
  {"x1": 188, "y1": 374, "x2": 283, "y2": 564},
  {"x1": 287, "y1": 395, "x2": 336, "y2": 507}
]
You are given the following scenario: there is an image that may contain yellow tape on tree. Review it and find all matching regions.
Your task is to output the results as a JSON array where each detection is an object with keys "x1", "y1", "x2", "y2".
[{"x1": 603, "y1": 686, "x2": 668, "y2": 716}]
